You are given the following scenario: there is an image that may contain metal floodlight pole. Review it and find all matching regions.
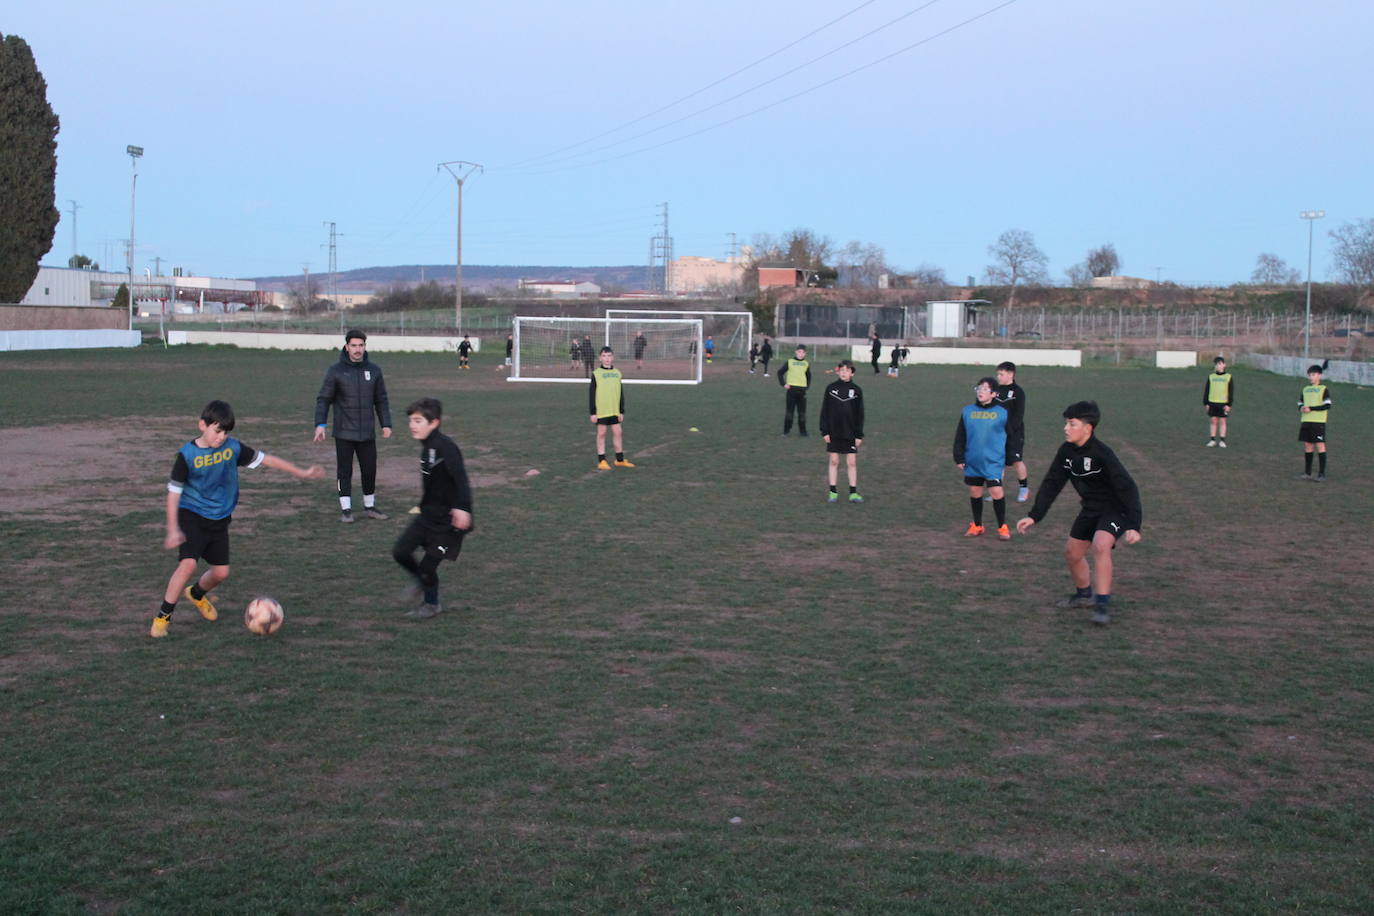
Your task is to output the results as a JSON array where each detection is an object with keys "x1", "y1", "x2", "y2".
[
  {"x1": 439, "y1": 161, "x2": 483, "y2": 332},
  {"x1": 1299, "y1": 210, "x2": 1325, "y2": 360},
  {"x1": 126, "y1": 145, "x2": 143, "y2": 330}
]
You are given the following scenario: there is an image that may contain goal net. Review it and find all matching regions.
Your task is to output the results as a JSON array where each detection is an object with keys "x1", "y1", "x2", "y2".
[
  {"x1": 510, "y1": 316, "x2": 703, "y2": 384},
  {"x1": 605, "y1": 309, "x2": 753, "y2": 359}
]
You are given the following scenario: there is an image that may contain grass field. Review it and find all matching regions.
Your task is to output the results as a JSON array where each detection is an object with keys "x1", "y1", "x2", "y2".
[{"x1": 2, "y1": 344, "x2": 1372, "y2": 914}]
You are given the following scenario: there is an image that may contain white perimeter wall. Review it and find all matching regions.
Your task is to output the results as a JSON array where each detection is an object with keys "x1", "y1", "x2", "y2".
[
  {"x1": 1155, "y1": 351, "x2": 1198, "y2": 368},
  {"x1": 1, "y1": 329, "x2": 142, "y2": 351},
  {"x1": 849, "y1": 345, "x2": 1082, "y2": 367},
  {"x1": 167, "y1": 331, "x2": 478, "y2": 352}
]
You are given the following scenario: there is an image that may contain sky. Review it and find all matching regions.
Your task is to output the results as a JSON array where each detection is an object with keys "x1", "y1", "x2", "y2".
[{"x1": 9, "y1": 0, "x2": 1372, "y2": 285}]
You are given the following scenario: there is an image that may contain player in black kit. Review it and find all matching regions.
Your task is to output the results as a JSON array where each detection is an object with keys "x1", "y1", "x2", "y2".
[{"x1": 1017, "y1": 401, "x2": 1142, "y2": 626}]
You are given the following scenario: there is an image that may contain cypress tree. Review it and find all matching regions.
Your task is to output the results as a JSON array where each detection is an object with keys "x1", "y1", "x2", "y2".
[{"x1": 0, "y1": 34, "x2": 61, "y2": 303}]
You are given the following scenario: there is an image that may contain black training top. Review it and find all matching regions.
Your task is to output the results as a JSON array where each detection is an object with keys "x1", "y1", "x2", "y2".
[
  {"x1": 416, "y1": 428, "x2": 473, "y2": 530},
  {"x1": 993, "y1": 382, "x2": 1026, "y2": 433},
  {"x1": 819, "y1": 379, "x2": 865, "y2": 440},
  {"x1": 1027, "y1": 435, "x2": 1142, "y2": 531}
]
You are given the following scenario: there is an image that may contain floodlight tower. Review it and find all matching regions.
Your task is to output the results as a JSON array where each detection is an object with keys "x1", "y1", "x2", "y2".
[
  {"x1": 1299, "y1": 210, "x2": 1325, "y2": 360},
  {"x1": 440, "y1": 160, "x2": 483, "y2": 332},
  {"x1": 126, "y1": 145, "x2": 143, "y2": 329}
]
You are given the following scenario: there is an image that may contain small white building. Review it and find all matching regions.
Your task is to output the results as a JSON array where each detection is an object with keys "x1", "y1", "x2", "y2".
[
  {"x1": 518, "y1": 279, "x2": 601, "y2": 298},
  {"x1": 18, "y1": 266, "x2": 261, "y2": 311}
]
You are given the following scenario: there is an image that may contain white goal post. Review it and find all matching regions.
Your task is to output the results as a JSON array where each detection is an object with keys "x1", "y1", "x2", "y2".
[
  {"x1": 605, "y1": 309, "x2": 754, "y2": 359},
  {"x1": 509, "y1": 316, "x2": 703, "y2": 384}
]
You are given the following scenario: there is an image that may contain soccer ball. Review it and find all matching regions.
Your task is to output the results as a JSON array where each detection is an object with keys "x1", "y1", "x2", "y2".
[{"x1": 244, "y1": 597, "x2": 284, "y2": 636}]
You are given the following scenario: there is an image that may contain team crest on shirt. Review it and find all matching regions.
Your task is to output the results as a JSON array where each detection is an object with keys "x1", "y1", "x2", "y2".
[
  {"x1": 1083, "y1": 457, "x2": 1093, "y2": 471},
  {"x1": 365, "y1": 371, "x2": 372, "y2": 380}
]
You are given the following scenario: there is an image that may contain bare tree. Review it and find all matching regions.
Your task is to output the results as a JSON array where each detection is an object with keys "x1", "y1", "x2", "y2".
[
  {"x1": 1085, "y1": 243, "x2": 1120, "y2": 277},
  {"x1": 836, "y1": 241, "x2": 888, "y2": 288},
  {"x1": 984, "y1": 229, "x2": 1049, "y2": 308},
  {"x1": 742, "y1": 228, "x2": 835, "y2": 292},
  {"x1": 1064, "y1": 262, "x2": 1091, "y2": 288},
  {"x1": 1250, "y1": 253, "x2": 1301, "y2": 286},
  {"x1": 1329, "y1": 218, "x2": 1374, "y2": 309}
]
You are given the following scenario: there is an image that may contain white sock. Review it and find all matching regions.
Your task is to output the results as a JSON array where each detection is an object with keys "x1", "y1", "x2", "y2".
[
  {"x1": 363, "y1": 494, "x2": 376, "y2": 509},
  {"x1": 340, "y1": 496, "x2": 352, "y2": 511}
]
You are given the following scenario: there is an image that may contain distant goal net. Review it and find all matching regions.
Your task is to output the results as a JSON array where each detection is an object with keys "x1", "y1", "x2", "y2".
[
  {"x1": 605, "y1": 309, "x2": 753, "y2": 359},
  {"x1": 510, "y1": 316, "x2": 703, "y2": 384}
]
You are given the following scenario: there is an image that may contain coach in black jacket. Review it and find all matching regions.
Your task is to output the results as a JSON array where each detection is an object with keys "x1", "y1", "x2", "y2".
[{"x1": 314, "y1": 329, "x2": 393, "y2": 523}]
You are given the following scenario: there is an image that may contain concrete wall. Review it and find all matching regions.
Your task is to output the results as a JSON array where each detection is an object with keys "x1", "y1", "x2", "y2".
[
  {"x1": 1238, "y1": 353, "x2": 1374, "y2": 386},
  {"x1": 849, "y1": 345, "x2": 1081, "y2": 367},
  {"x1": 167, "y1": 330, "x2": 479, "y2": 352},
  {"x1": 1, "y1": 329, "x2": 141, "y2": 351},
  {"x1": 1156, "y1": 350, "x2": 1198, "y2": 368},
  {"x1": 0, "y1": 304, "x2": 128, "y2": 331}
]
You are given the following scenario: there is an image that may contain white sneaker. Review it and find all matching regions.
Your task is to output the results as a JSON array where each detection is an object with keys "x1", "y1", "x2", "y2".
[
  {"x1": 1206, "y1": 440, "x2": 1217, "y2": 447},
  {"x1": 1218, "y1": 440, "x2": 1228, "y2": 448},
  {"x1": 1017, "y1": 486, "x2": 1029, "y2": 503}
]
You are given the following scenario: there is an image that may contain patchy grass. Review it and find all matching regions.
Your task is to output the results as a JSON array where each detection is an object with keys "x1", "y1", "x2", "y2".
[{"x1": 1, "y1": 345, "x2": 1371, "y2": 913}]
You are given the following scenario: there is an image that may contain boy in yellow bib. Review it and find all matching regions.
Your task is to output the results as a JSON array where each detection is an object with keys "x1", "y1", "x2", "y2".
[
  {"x1": 590, "y1": 346, "x2": 635, "y2": 470},
  {"x1": 1203, "y1": 356, "x2": 1233, "y2": 447},
  {"x1": 1297, "y1": 363, "x2": 1331, "y2": 481}
]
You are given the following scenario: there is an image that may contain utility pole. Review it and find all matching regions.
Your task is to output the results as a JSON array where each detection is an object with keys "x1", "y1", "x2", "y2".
[
  {"x1": 439, "y1": 161, "x2": 483, "y2": 332},
  {"x1": 302, "y1": 264, "x2": 311, "y2": 314},
  {"x1": 726, "y1": 232, "x2": 738, "y2": 263},
  {"x1": 151, "y1": 256, "x2": 165, "y2": 277},
  {"x1": 648, "y1": 202, "x2": 673, "y2": 293},
  {"x1": 1300, "y1": 210, "x2": 1325, "y2": 360},
  {"x1": 67, "y1": 200, "x2": 80, "y2": 261},
  {"x1": 324, "y1": 221, "x2": 342, "y2": 320}
]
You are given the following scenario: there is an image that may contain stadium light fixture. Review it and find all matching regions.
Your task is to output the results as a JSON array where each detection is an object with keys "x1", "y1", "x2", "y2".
[
  {"x1": 1300, "y1": 210, "x2": 1325, "y2": 360},
  {"x1": 126, "y1": 145, "x2": 143, "y2": 331}
]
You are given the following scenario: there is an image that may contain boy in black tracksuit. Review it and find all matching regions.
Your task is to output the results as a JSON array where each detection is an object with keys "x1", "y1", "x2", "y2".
[
  {"x1": 393, "y1": 397, "x2": 474, "y2": 620},
  {"x1": 1017, "y1": 401, "x2": 1142, "y2": 625},
  {"x1": 820, "y1": 359, "x2": 865, "y2": 502}
]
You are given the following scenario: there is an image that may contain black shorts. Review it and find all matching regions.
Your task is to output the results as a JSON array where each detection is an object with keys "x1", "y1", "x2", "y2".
[
  {"x1": 596, "y1": 416, "x2": 620, "y2": 426},
  {"x1": 1004, "y1": 430, "x2": 1024, "y2": 464},
  {"x1": 178, "y1": 509, "x2": 231, "y2": 566},
  {"x1": 827, "y1": 438, "x2": 858, "y2": 454},
  {"x1": 394, "y1": 518, "x2": 466, "y2": 564},
  {"x1": 963, "y1": 475, "x2": 1003, "y2": 488},
  {"x1": 1069, "y1": 510, "x2": 1130, "y2": 544},
  {"x1": 1298, "y1": 423, "x2": 1326, "y2": 443},
  {"x1": 1206, "y1": 403, "x2": 1230, "y2": 417}
]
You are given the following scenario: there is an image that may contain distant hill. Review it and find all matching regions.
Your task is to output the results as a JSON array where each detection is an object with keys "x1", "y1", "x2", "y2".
[{"x1": 253, "y1": 265, "x2": 650, "y2": 292}]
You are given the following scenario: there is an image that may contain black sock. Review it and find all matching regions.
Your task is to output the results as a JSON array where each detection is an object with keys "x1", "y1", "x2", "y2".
[
  {"x1": 1318, "y1": 453, "x2": 1327, "y2": 475},
  {"x1": 829, "y1": 485, "x2": 837, "y2": 493},
  {"x1": 159, "y1": 600, "x2": 175, "y2": 618},
  {"x1": 1304, "y1": 452, "x2": 1313, "y2": 474},
  {"x1": 1076, "y1": 586, "x2": 1092, "y2": 598},
  {"x1": 615, "y1": 452, "x2": 624, "y2": 461},
  {"x1": 1018, "y1": 478, "x2": 1028, "y2": 488},
  {"x1": 424, "y1": 586, "x2": 438, "y2": 605},
  {"x1": 599, "y1": 453, "x2": 606, "y2": 462},
  {"x1": 970, "y1": 497, "x2": 983, "y2": 526},
  {"x1": 1095, "y1": 594, "x2": 1111, "y2": 608},
  {"x1": 189, "y1": 584, "x2": 205, "y2": 600},
  {"x1": 849, "y1": 485, "x2": 857, "y2": 494},
  {"x1": 993, "y1": 498, "x2": 1006, "y2": 526}
]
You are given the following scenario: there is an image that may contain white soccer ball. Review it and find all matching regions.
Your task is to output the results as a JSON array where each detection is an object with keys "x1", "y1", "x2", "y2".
[{"x1": 244, "y1": 597, "x2": 284, "y2": 636}]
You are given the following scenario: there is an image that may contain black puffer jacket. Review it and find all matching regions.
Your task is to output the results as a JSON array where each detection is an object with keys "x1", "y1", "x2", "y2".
[{"x1": 314, "y1": 347, "x2": 392, "y2": 441}]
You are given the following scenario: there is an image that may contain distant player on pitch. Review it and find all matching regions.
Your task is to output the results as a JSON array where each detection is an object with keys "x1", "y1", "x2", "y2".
[
  {"x1": 954, "y1": 377, "x2": 1010, "y2": 540},
  {"x1": 457, "y1": 334, "x2": 473, "y2": 370},
  {"x1": 393, "y1": 397, "x2": 474, "y2": 620},
  {"x1": 1297, "y1": 362, "x2": 1332, "y2": 481},
  {"x1": 820, "y1": 359, "x2": 865, "y2": 503},
  {"x1": 1017, "y1": 400, "x2": 1143, "y2": 625},
  {"x1": 777, "y1": 343, "x2": 812, "y2": 436},
  {"x1": 590, "y1": 346, "x2": 634, "y2": 470},
  {"x1": 994, "y1": 361, "x2": 1031, "y2": 501},
  {"x1": 151, "y1": 400, "x2": 324, "y2": 637},
  {"x1": 1203, "y1": 356, "x2": 1233, "y2": 447}
]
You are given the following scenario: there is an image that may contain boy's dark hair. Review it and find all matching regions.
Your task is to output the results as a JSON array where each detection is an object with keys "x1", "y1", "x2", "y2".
[
  {"x1": 1307, "y1": 364, "x2": 1323, "y2": 375},
  {"x1": 837, "y1": 358, "x2": 855, "y2": 370},
  {"x1": 1062, "y1": 400, "x2": 1101, "y2": 427},
  {"x1": 977, "y1": 376, "x2": 998, "y2": 391},
  {"x1": 795, "y1": 344, "x2": 806, "y2": 351},
  {"x1": 1214, "y1": 356, "x2": 1226, "y2": 365},
  {"x1": 201, "y1": 399, "x2": 236, "y2": 432},
  {"x1": 345, "y1": 328, "x2": 367, "y2": 343},
  {"x1": 406, "y1": 397, "x2": 442, "y2": 422},
  {"x1": 600, "y1": 346, "x2": 613, "y2": 354},
  {"x1": 996, "y1": 361, "x2": 1016, "y2": 374}
]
